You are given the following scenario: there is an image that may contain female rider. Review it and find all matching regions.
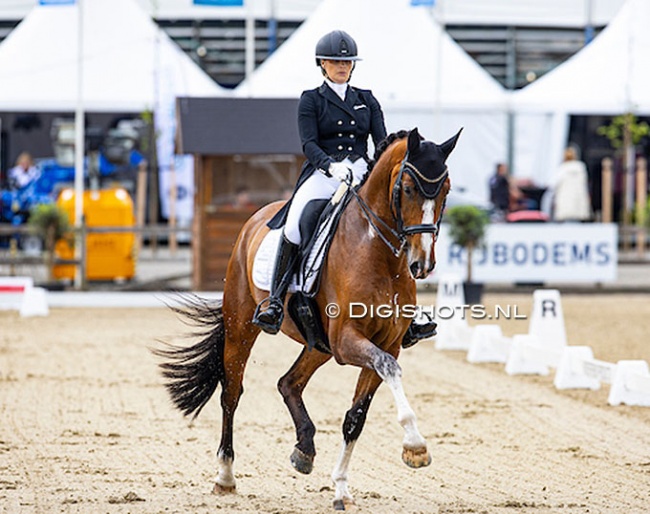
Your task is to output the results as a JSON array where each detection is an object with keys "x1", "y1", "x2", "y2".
[{"x1": 253, "y1": 30, "x2": 435, "y2": 348}]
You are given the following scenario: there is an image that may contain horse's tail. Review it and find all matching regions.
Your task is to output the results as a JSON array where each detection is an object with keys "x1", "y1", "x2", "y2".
[{"x1": 152, "y1": 295, "x2": 225, "y2": 421}]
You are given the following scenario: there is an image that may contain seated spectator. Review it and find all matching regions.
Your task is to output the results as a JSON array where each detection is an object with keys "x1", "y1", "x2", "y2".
[
  {"x1": 8, "y1": 152, "x2": 39, "y2": 190},
  {"x1": 488, "y1": 162, "x2": 511, "y2": 221}
]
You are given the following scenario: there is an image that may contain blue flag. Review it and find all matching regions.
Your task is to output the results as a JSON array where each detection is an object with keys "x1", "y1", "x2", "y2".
[
  {"x1": 193, "y1": 0, "x2": 244, "y2": 5},
  {"x1": 411, "y1": 0, "x2": 435, "y2": 5},
  {"x1": 39, "y1": 0, "x2": 76, "y2": 4}
]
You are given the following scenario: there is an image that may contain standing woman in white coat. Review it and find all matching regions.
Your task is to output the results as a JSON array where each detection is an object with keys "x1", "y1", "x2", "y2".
[{"x1": 553, "y1": 146, "x2": 591, "y2": 222}]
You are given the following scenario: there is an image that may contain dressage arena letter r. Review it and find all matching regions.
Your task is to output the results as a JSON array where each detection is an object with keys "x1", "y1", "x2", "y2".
[{"x1": 541, "y1": 299, "x2": 557, "y2": 317}]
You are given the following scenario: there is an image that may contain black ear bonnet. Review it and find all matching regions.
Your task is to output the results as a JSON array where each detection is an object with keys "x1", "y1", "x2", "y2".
[{"x1": 403, "y1": 128, "x2": 462, "y2": 199}]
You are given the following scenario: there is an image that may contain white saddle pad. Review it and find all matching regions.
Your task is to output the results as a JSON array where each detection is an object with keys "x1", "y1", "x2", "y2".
[
  {"x1": 252, "y1": 229, "x2": 296, "y2": 293},
  {"x1": 252, "y1": 196, "x2": 345, "y2": 295},
  {"x1": 253, "y1": 229, "x2": 308, "y2": 293}
]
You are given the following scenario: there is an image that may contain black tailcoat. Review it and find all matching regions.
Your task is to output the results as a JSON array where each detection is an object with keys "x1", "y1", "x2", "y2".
[{"x1": 268, "y1": 82, "x2": 387, "y2": 229}]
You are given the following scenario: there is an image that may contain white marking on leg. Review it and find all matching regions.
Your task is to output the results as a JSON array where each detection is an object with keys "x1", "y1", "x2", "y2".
[
  {"x1": 421, "y1": 200, "x2": 435, "y2": 270},
  {"x1": 331, "y1": 440, "x2": 356, "y2": 506},
  {"x1": 215, "y1": 449, "x2": 236, "y2": 488},
  {"x1": 383, "y1": 372, "x2": 427, "y2": 450}
]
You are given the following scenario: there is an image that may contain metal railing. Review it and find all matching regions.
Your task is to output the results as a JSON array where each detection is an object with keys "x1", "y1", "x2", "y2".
[{"x1": 0, "y1": 223, "x2": 192, "y2": 289}]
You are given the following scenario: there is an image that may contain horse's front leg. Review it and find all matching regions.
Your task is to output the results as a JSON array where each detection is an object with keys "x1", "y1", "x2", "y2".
[
  {"x1": 336, "y1": 327, "x2": 431, "y2": 469},
  {"x1": 376, "y1": 353, "x2": 431, "y2": 468},
  {"x1": 277, "y1": 346, "x2": 332, "y2": 474},
  {"x1": 331, "y1": 368, "x2": 382, "y2": 510}
]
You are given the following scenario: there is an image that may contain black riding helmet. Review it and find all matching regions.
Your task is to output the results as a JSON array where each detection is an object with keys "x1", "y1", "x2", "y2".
[{"x1": 315, "y1": 30, "x2": 361, "y2": 66}]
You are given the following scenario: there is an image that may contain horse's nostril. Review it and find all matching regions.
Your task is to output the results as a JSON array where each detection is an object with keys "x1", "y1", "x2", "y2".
[{"x1": 410, "y1": 262, "x2": 422, "y2": 277}]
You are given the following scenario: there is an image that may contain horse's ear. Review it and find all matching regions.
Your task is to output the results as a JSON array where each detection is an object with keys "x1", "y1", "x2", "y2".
[
  {"x1": 440, "y1": 128, "x2": 463, "y2": 160},
  {"x1": 407, "y1": 128, "x2": 420, "y2": 154}
]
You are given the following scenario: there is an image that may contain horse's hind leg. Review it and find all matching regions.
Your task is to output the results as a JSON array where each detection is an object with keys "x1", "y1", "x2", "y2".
[
  {"x1": 214, "y1": 296, "x2": 261, "y2": 493},
  {"x1": 277, "y1": 347, "x2": 331, "y2": 474}
]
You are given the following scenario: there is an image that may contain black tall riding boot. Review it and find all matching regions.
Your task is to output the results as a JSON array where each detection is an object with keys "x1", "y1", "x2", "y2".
[
  {"x1": 402, "y1": 312, "x2": 437, "y2": 349},
  {"x1": 252, "y1": 235, "x2": 299, "y2": 334}
]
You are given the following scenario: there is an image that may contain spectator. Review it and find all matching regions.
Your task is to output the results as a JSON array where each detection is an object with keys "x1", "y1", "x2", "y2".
[
  {"x1": 8, "y1": 152, "x2": 39, "y2": 190},
  {"x1": 552, "y1": 146, "x2": 591, "y2": 222},
  {"x1": 488, "y1": 162, "x2": 510, "y2": 221}
]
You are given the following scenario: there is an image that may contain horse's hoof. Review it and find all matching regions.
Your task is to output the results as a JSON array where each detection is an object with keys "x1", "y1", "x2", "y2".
[
  {"x1": 212, "y1": 482, "x2": 236, "y2": 494},
  {"x1": 290, "y1": 447, "x2": 314, "y2": 474},
  {"x1": 332, "y1": 497, "x2": 355, "y2": 511},
  {"x1": 402, "y1": 446, "x2": 432, "y2": 468}
]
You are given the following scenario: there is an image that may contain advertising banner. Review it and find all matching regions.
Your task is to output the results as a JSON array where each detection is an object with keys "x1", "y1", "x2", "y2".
[{"x1": 427, "y1": 223, "x2": 618, "y2": 283}]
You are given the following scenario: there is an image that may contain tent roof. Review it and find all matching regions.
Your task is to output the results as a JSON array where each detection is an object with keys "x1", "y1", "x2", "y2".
[
  {"x1": 0, "y1": 0, "x2": 226, "y2": 112},
  {"x1": 441, "y1": 0, "x2": 623, "y2": 28},
  {"x1": 235, "y1": 0, "x2": 507, "y2": 110},
  {"x1": 512, "y1": 0, "x2": 650, "y2": 114},
  {"x1": 0, "y1": 0, "x2": 625, "y2": 27}
]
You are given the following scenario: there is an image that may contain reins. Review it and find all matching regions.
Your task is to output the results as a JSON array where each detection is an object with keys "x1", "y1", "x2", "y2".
[{"x1": 349, "y1": 184, "x2": 406, "y2": 257}]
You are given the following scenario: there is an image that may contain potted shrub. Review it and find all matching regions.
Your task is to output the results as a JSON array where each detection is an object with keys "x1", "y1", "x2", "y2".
[
  {"x1": 445, "y1": 205, "x2": 490, "y2": 304},
  {"x1": 28, "y1": 203, "x2": 72, "y2": 285}
]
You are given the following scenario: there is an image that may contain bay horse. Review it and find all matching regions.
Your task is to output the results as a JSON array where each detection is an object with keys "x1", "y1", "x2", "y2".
[{"x1": 155, "y1": 127, "x2": 460, "y2": 510}]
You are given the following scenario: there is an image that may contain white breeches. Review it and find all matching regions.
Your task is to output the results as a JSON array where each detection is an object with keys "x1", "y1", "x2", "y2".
[{"x1": 284, "y1": 158, "x2": 368, "y2": 245}]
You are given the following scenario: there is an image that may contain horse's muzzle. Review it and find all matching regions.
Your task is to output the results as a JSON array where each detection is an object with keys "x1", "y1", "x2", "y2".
[{"x1": 409, "y1": 259, "x2": 435, "y2": 280}]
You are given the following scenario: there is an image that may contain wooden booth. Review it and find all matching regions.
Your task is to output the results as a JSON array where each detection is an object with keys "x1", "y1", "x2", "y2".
[{"x1": 177, "y1": 97, "x2": 303, "y2": 290}]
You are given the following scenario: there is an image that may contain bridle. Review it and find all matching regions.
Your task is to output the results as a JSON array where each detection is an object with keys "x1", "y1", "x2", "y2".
[{"x1": 349, "y1": 152, "x2": 448, "y2": 257}]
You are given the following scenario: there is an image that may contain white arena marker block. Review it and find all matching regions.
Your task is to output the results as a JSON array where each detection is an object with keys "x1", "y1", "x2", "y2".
[
  {"x1": 467, "y1": 325, "x2": 511, "y2": 364},
  {"x1": 581, "y1": 359, "x2": 616, "y2": 385},
  {"x1": 434, "y1": 273, "x2": 473, "y2": 351},
  {"x1": 434, "y1": 318, "x2": 474, "y2": 351},
  {"x1": 554, "y1": 346, "x2": 601, "y2": 390},
  {"x1": 0, "y1": 276, "x2": 34, "y2": 310},
  {"x1": 505, "y1": 335, "x2": 550, "y2": 376},
  {"x1": 436, "y1": 273, "x2": 465, "y2": 307},
  {"x1": 529, "y1": 289, "x2": 567, "y2": 352},
  {"x1": 608, "y1": 360, "x2": 650, "y2": 407},
  {"x1": 19, "y1": 287, "x2": 49, "y2": 317}
]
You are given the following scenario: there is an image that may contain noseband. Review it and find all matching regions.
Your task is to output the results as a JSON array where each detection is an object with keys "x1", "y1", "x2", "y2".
[{"x1": 350, "y1": 153, "x2": 447, "y2": 257}]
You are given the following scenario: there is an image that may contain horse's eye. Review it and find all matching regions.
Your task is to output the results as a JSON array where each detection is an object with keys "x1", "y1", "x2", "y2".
[{"x1": 403, "y1": 185, "x2": 413, "y2": 197}]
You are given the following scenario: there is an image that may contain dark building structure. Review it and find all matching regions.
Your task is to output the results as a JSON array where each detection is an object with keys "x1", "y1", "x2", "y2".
[{"x1": 177, "y1": 97, "x2": 302, "y2": 289}]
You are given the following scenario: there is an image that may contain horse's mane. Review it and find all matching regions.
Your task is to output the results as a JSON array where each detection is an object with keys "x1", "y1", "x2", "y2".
[{"x1": 367, "y1": 130, "x2": 410, "y2": 171}]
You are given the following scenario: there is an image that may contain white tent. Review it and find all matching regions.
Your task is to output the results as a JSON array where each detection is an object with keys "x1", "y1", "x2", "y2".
[
  {"x1": 512, "y1": 0, "x2": 647, "y2": 186},
  {"x1": 235, "y1": 0, "x2": 509, "y2": 204},
  {"x1": 0, "y1": 0, "x2": 226, "y2": 112},
  {"x1": 0, "y1": 0, "x2": 626, "y2": 27}
]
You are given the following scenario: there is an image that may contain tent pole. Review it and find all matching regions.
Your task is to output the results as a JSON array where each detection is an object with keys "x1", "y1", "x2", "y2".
[
  {"x1": 74, "y1": 0, "x2": 85, "y2": 290},
  {"x1": 245, "y1": 0, "x2": 255, "y2": 81},
  {"x1": 505, "y1": 26, "x2": 516, "y2": 175}
]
